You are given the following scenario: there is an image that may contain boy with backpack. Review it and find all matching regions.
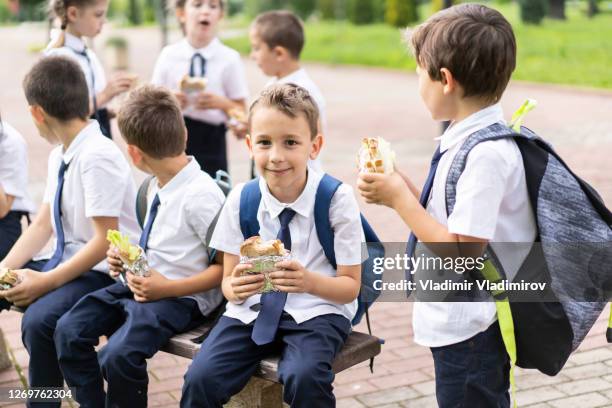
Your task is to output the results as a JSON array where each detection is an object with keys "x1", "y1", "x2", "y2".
[
  {"x1": 358, "y1": 5, "x2": 535, "y2": 407},
  {"x1": 53, "y1": 85, "x2": 225, "y2": 408},
  {"x1": 180, "y1": 83, "x2": 363, "y2": 408}
]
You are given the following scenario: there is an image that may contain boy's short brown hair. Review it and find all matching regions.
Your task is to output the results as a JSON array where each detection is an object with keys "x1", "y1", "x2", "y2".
[
  {"x1": 252, "y1": 11, "x2": 305, "y2": 59},
  {"x1": 23, "y1": 56, "x2": 90, "y2": 121},
  {"x1": 118, "y1": 85, "x2": 186, "y2": 159},
  {"x1": 248, "y1": 83, "x2": 319, "y2": 139},
  {"x1": 408, "y1": 4, "x2": 516, "y2": 103}
]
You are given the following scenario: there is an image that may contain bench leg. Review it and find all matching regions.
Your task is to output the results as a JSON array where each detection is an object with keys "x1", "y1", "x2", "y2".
[
  {"x1": 0, "y1": 329, "x2": 12, "y2": 371},
  {"x1": 225, "y1": 377, "x2": 285, "y2": 408}
]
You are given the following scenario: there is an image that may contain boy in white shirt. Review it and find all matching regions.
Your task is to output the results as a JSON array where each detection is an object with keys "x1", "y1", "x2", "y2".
[
  {"x1": 0, "y1": 56, "x2": 140, "y2": 405},
  {"x1": 248, "y1": 10, "x2": 327, "y2": 171},
  {"x1": 357, "y1": 5, "x2": 536, "y2": 408},
  {"x1": 180, "y1": 84, "x2": 363, "y2": 408},
  {"x1": 151, "y1": 0, "x2": 248, "y2": 178},
  {"x1": 54, "y1": 85, "x2": 224, "y2": 408}
]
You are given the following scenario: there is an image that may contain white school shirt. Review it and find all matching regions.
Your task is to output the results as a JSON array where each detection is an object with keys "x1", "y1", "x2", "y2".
[
  {"x1": 266, "y1": 68, "x2": 327, "y2": 171},
  {"x1": 45, "y1": 32, "x2": 107, "y2": 99},
  {"x1": 40, "y1": 121, "x2": 140, "y2": 273},
  {"x1": 151, "y1": 38, "x2": 249, "y2": 126},
  {"x1": 144, "y1": 157, "x2": 225, "y2": 316},
  {"x1": 0, "y1": 122, "x2": 35, "y2": 213},
  {"x1": 210, "y1": 168, "x2": 363, "y2": 325},
  {"x1": 412, "y1": 103, "x2": 537, "y2": 347}
]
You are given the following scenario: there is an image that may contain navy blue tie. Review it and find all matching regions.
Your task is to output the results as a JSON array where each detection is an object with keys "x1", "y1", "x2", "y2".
[
  {"x1": 43, "y1": 160, "x2": 70, "y2": 271},
  {"x1": 406, "y1": 145, "x2": 446, "y2": 277},
  {"x1": 251, "y1": 208, "x2": 296, "y2": 345},
  {"x1": 139, "y1": 194, "x2": 160, "y2": 252},
  {"x1": 72, "y1": 48, "x2": 99, "y2": 116},
  {"x1": 189, "y1": 53, "x2": 206, "y2": 78}
]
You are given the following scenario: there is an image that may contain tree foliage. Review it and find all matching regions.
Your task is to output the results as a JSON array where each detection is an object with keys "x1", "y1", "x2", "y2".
[
  {"x1": 385, "y1": 0, "x2": 418, "y2": 27},
  {"x1": 519, "y1": 0, "x2": 547, "y2": 24}
]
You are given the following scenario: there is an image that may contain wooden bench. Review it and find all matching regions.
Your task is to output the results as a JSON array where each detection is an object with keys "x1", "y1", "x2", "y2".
[
  {"x1": 10, "y1": 306, "x2": 382, "y2": 407},
  {"x1": 160, "y1": 320, "x2": 382, "y2": 407}
]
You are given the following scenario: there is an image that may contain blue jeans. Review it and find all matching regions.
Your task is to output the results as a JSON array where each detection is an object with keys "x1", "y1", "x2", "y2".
[{"x1": 430, "y1": 321, "x2": 510, "y2": 408}]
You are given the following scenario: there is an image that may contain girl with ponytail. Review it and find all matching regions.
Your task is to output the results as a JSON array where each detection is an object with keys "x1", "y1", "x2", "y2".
[{"x1": 45, "y1": 0, "x2": 133, "y2": 138}]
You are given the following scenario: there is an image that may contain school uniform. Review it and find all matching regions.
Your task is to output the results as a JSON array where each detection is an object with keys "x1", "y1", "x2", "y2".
[
  {"x1": 45, "y1": 32, "x2": 112, "y2": 138},
  {"x1": 0, "y1": 122, "x2": 35, "y2": 260},
  {"x1": 152, "y1": 38, "x2": 249, "y2": 178},
  {"x1": 181, "y1": 168, "x2": 363, "y2": 408},
  {"x1": 21, "y1": 121, "x2": 139, "y2": 408},
  {"x1": 412, "y1": 104, "x2": 537, "y2": 407},
  {"x1": 55, "y1": 157, "x2": 225, "y2": 408}
]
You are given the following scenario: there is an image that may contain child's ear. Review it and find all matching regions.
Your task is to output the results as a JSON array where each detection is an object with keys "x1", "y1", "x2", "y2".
[
  {"x1": 29, "y1": 105, "x2": 46, "y2": 125},
  {"x1": 310, "y1": 133, "x2": 324, "y2": 160},
  {"x1": 273, "y1": 46, "x2": 288, "y2": 61},
  {"x1": 126, "y1": 144, "x2": 144, "y2": 165},
  {"x1": 440, "y1": 68, "x2": 456, "y2": 95},
  {"x1": 175, "y1": 7, "x2": 186, "y2": 24},
  {"x1": 66, "y1": 5, "x2": 80, "y2": 23},
  {"x1": 245, "y1": 134, "x2": 254, "y2": 159}
]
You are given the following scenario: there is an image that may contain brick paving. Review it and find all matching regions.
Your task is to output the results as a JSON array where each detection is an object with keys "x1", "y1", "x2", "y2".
[{"x1": 1, "y1": 24, "x2": 612, "y2": 407}]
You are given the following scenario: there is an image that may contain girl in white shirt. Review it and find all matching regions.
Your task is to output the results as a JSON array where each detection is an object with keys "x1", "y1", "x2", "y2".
[
  {"x1": 151, "y1": 0, "x2": 248, "y2": 178},
  {"x1": 0, "y1": 113, "x2": 34, "y2": 261},
  {"x1": 46, "y1": 0, "x2": 134, "y2": 138}
]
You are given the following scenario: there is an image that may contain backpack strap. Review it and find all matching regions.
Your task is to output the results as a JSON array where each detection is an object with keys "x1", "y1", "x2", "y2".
[
  {"x1": 136, "y1": 175, "x2": 155, "y2": 229},
  {"x1": 205, "y1": 206, "x2": 223, "y2": 263},
  {"x1": 239, "y1": 178, "x2": 262, "y2": 239},
  {"x1": 314, "y1": 174, "x2": 343, "y2": 269}
]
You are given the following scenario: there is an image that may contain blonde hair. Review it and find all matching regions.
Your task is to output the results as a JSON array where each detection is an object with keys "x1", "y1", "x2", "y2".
[{"x1": 48, "y1": 0, "x2": 100, "y2": 48}]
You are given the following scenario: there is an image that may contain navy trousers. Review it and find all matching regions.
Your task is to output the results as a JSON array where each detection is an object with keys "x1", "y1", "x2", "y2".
[
  {"x1": 180, "y1": 313, "x2": 351, "y2": 408},
  {"x1": 0, "y1": 211, "x2": 24, "y2": 312},
  {"x1": 21, "y1": 261, "x2": 114, "y2": 408},
  {"x1": 0, "y1": 211, "x2": 23, "y2": 260},
  {"x1": 55, "y1": 282, "x2": 203, "y2": 408},
  {"x1": 430, "y1": 321, "x2": 510, "y2": 408},
  {"x1": 184, "y1": 116, "x2": 227, "y2": 179}
]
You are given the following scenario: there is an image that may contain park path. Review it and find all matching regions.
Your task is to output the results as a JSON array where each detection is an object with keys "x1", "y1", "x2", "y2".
[{"x1": 1, "y1": 23, "x2": 611, "y2": 407}]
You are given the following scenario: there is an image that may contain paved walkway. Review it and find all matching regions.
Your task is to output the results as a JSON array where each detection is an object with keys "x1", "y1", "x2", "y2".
[{"x1": 1, "y1": 24, "x2": 611, "y2": 407}]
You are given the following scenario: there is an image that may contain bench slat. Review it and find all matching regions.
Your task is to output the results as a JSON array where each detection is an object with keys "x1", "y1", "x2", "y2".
[{"x1": 160, "y1": 324, "x2": 381, "y2": 383}]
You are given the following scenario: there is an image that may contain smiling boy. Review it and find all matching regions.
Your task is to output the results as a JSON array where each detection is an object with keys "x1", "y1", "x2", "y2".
[{"x1": 180, "y1": 83, "x2": 363, "y2": 408}]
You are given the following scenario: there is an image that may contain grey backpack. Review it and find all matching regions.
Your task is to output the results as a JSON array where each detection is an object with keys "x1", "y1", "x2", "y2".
[{"x1": 445, "y1": 122, "x2": 612, "y2": 376}]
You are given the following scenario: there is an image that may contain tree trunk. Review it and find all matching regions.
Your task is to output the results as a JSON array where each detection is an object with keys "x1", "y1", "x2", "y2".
[
  {"x1": 0, "y1": 329, "x2": 12, "y2": 371},
  {"x1": 548, "y1": 0, "x2": 566, "y2": 19},
  {"x1": 587, "y1": 0, "x2": 599, "y2": 17}
]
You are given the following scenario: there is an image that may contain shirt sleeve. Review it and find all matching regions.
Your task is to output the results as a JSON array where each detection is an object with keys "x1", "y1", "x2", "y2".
[
  {"x1": 80, "y1": 149, "x2": 130, "y2": 218},
  {"x1": 151, "y1": 48, "x2": 170, "y2": 88},
  {"x1": 185, "y1": 184, "x2": 225, "y2": 247},
  {"x1": 0, "y1": 135, "x2": 26, "y2": 198},
  {"x1": 329, "y1": 184, "x2": 363, "y2": 266},
  {"x1": 447, "y1": 140, "x2": 515, "y2": 240},
  {"x1": 209, "y1": 184, "x2": 244, "y2": 256},
  {"x1": 222, "y1": 54, "x2": 249, "y2": 101}
]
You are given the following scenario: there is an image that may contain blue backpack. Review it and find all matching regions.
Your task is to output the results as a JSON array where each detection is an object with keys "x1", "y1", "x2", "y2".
[{"x1": 238, "y1": 174, "x2": 385, "y2": 331}]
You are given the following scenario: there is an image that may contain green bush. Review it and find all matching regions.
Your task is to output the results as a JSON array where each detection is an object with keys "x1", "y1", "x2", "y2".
[
  {"x1": 318, "y1": 0, "x2": 336, "y2": 19},
  {"x1": 291, "y1": 0, "x2": 316, "y2": 18},
  {"x1": 349, "y1": 0, "x2": 375, "y2": 24},
  {"x1": 519, "y1": 0, "x2": 547, "y2": 24},
  {"x1": 385, "y1": 0, "x2": 418, "y2": 27},
  {"x1": 127, "y1": 0, "x2": 143, "y2": 25}
]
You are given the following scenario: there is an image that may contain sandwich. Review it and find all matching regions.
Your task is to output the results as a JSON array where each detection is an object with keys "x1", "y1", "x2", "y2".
[
  {"x1": 179, "y1": 75, "x2": 207, "y2": 93},
  {"x1": 358, "y1": 137, "x2": 396, "y2": 174},
  {"x1": 228, "y1": 108, "x2": 247, "y2": 123},
  {"x1": 0, "y1": 268, "x2": 19, "y2": 290},
  {"x1": 106, "y1": 230, "x2": 150, "y2": 279},
  {"x1": 239, "y1": 236, "x2": 289, "y2": 293}
]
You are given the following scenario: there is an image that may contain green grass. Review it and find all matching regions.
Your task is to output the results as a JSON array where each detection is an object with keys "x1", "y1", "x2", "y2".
[{"x1": 222, "y1": 2, "x2": 612, "y2": 89}]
